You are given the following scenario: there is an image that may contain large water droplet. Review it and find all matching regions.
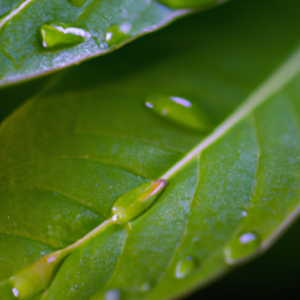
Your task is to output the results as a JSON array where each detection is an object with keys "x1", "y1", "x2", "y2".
[
  {"x1": 105, "y1": 289, "x2": 121, "y2": 300},
  {"x1": 105, "y1": 23, "x2": 132, "y2": 46},
  {"x1": 145, "y1": 95, "x2": 211, "y2": 131},
  {"x1": 40, "y1": 22, "x2": 90, "y2": 49},
  {"x1": 224, "y1": 232, "x2": 260, "y2": 264},
  {"x1": 175, "y1": 256, "x2": 196, "y2": 279},
  {"x1": 68, "y1": 0, "x2": 87, "y2": 7},
  {"x1": 112, "y1": 179, "x2": 167, "y2": 224}
]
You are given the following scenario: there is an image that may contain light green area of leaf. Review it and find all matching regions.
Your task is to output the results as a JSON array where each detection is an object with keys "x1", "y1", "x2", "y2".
[
  {"x1": 1, "y1": 0, "x2": 300, "y2": 299},
  {"x1": 0, "y1": 0, "x2": 222, "y2": 87}
]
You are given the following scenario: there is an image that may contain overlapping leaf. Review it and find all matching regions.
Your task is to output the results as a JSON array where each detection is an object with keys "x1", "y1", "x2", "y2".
[
  {"x1": 0, "y1": 0, "x2": 221, "y2": 87},
  {"x1": 1, "y1": 0, "x2": 300, "y2": 299}
]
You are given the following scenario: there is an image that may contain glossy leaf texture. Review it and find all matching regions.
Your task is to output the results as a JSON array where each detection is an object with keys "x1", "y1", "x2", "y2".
[
  {"x1": 1, "y1": 0, "x2": 300, "y2": 299},
  {"x1": 0, "y1": 0, "x2": 222, "y2": 87}
]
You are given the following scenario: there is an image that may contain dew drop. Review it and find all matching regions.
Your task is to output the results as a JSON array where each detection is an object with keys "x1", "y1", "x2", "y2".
[
  {"x1": 40, "y1": 22, "x2": 90, "y2": 49},
  {"x1": 145, "y1": 95, "x2": 211, "y2": 131},
  {"x1": 68, "y1": 0, "x2": 87, "y2": 7},
  {"x1": 105, "y1": 289, "x2": 120, "y2": 300},
  {"x1": 224, "y1": 232, "x2": 260, "y2": 264},
  {"x1": 175, "y1": 256, "x2": 196, "y2": 279},
  {"x1": 105, "y1": 23, "x2": 132, "y2": 46}
]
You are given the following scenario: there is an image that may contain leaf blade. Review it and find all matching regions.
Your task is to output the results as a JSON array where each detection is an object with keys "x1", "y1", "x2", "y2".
[{"x1": 2, "y1": 1, "x2": 300, "y2": 299}]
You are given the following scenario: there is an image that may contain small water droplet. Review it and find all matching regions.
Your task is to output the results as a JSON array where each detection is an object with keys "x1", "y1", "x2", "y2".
[
  {"x1": 68, "y1": 0, "x2": 87, "y2": 7},
  {"x1": 175, "y1": 256, "x2": 196, "y2": 279},
  {"x1": 40, "y1": 22, "x2": 90, "y2": 49},
  {"x1": 145, "y1": 95, "x2": 211, "y2": 131},
  {"x1": 105, "y1": 289, "x2": 120, "y2": 300},
  {"x1": 224, "y1": 232, "x2": 260, "y2": 264},
  {"x1": 105, "y1": 23, "x2": 132, "y2": 46}
]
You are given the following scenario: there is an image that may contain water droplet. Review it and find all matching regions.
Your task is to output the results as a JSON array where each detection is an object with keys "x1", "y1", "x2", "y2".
[
  {"x1": 224, "y1": 232, "x2": 260, "y2": 264},
  {"x1": 112, "y1": 179, "x2": 167, "y2": 224},
  {"x1": 68, "y1": 0, "x2": 87, "y2": 7},
  {"x1": 105, "y1": 289, "x2": 120, "y2": 300},
  {"x1": 175, "y1": 256, "x2": 196, "y2": 279},
  {"x1": 145, "y1": 95, "x2": 211, "y2": 131},
  {"x1": 105, "y1": 23, "x2": 132, "y2": 46},
  {"x1": 40, "y1": 22, "x2": 90, "y2": 49}
]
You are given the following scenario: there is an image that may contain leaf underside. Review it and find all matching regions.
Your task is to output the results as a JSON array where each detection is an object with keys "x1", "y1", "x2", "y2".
[{"x1": 1, "y1": 0, "x2": 300, "y2": 300}]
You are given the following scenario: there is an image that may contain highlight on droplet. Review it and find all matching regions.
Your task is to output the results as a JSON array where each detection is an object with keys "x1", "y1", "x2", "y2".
[
  {"x1": 40, "y1": 21, "x2": 90, "y2": 48},
  {"x1": 145, "y1": 94, "x2": 211, "y2": 131}
]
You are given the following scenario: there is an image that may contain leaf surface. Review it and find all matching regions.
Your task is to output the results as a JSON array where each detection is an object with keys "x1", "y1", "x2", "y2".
[
  {"x1": 0, "y1": 0, "x2": 221, "y2": 87},
  {"x1": 1, "y1": 0, "x2": 300, "y2": 299}
]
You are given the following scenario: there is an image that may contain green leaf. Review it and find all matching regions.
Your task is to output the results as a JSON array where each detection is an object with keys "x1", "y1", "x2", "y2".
[
  {"x1": 0, "y1": 0, "x2": 221, "y2": 87},
  {"x1": 1, "y1": 0, "x2": 300, "y2": 299}
]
